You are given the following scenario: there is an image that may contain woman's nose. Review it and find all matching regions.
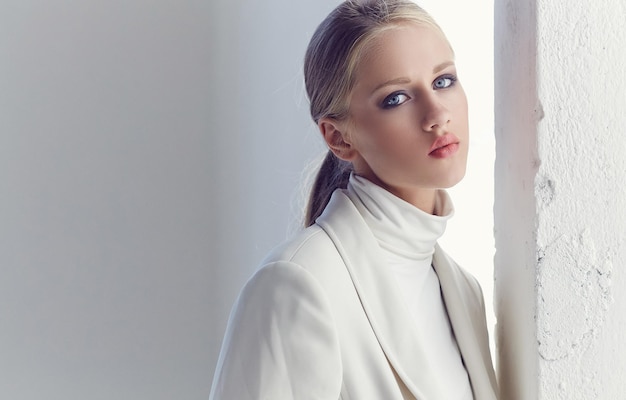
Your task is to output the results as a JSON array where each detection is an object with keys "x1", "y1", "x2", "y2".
[{"x1": 421, "y1": 94, "x2": 451, "y2": 132}]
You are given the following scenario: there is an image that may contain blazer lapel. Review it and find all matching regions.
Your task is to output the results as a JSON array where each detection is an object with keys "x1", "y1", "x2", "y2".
[
  {"x1": 432, "y1": 245, "x2": 498, "y2": 400},
  {"x1": 316, "y1": 191, "x2": 449, "y2": 400}
]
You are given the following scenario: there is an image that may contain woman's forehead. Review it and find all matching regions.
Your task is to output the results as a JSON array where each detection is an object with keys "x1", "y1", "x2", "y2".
[{"x1": 354, "y1": 24, "x2": 454, "y2": 85}]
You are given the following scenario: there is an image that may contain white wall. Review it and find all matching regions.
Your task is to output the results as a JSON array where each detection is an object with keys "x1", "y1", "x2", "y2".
[
  {"x1": 495, "y1": 0, "x2": 626, "y2": 398},
  {"x1": 1, "y1": 1, "x2": 215, "y2": 399},
  {"x1": 493, "y1": 0, "x2": 539, "y2": 398},
  {"x1": 0, "y1": 0, "x2": 494, "y2": 398},
  {"x1": 534, "y1": 0, "x2": 626, "y2": 398}
]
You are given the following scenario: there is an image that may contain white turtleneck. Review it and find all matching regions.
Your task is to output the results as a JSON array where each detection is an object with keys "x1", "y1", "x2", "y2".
[{"x1": 347, "y1": 174, "x2": 473, "y2": 400}]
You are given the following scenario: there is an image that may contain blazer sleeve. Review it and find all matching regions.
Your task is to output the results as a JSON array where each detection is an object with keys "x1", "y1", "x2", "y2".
[{"x1": 209, "y1": 261, "x2": 343, "y2": 400}]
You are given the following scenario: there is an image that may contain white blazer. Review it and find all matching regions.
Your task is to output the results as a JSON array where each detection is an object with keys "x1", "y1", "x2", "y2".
[{"x1": 210, "y1": 190, "x2": 498, "y2": 400}]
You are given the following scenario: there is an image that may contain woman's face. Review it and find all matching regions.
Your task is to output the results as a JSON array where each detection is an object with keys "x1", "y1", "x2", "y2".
[{"x1": 341, "y1": 23, "x2": 469, "y2": 206}]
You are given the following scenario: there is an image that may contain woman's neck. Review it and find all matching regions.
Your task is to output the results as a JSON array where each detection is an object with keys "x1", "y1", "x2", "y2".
[{"x1": 354, "y1": 173, "x2": 438, "y2": 214}]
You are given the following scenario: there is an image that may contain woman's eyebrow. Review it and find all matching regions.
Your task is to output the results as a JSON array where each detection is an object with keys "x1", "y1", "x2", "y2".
[
  {"x1": 371, "y1": 61, "x2": 456, "y2": 94},
  {"x1": 371, "y1": 77, "x2": 411, "y2": 94},
  {"x1": 433, "y1": 60, "x2": 455, "y2": 73}
]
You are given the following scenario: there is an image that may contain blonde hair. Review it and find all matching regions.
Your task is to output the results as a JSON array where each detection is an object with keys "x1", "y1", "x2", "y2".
[{"x1": 304, "y1": 0, "x2": 448, "y2": 226}]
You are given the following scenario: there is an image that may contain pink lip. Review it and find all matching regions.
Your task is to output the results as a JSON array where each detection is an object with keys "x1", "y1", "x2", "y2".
[{"x1": 428, "y1": 134, "x2": 460, "y2": 159}]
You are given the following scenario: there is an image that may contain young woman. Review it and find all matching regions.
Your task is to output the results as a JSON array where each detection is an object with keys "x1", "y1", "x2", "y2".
[{"x1": 210, "y1": 1, "x2": 498, "y2": 399}]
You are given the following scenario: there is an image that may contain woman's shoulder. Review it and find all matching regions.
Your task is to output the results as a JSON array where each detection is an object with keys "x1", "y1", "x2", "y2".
[
  {"x1": 226, "y1": 224, "x2": 346, "y2": 332},
  {"x1": 212, "y1": 225, "x2": 344, "y2": 400},
  {"x1": 254, "y1": 223, "x2": 345, "y2": 283}
]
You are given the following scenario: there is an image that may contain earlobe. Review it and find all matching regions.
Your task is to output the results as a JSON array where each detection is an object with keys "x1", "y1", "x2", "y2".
[{"x1": 318, "y1": 118, "x2": 356, "y2": 161}]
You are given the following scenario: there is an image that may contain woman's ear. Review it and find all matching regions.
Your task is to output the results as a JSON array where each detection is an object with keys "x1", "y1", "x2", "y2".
[{"x1": 318, "y1": 118, "x2": 357, "y2": 161}]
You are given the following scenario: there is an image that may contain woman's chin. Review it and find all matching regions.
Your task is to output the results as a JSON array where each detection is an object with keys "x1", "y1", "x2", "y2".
[{"x1": 438, "y1": 169, "x2": 467, "y2": 189}]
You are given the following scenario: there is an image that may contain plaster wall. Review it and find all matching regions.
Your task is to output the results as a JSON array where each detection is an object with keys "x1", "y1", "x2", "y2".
[
  {"x1": 534, "y1": 1, "x2": 626, "y2": 398},
  {"x1": 496, "y1": 0, "x2": 626, "y2": 398}
]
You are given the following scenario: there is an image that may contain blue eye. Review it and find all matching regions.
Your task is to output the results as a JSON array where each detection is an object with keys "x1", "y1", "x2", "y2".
[
  {"x1": 381, "y1": 92, "x2": 409, "y2": 109},
  {"x1": 433, "y1": 74, "x2": 457, "y2": 89}
]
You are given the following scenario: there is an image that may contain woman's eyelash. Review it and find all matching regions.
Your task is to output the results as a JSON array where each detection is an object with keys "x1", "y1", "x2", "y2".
[
  {"x1": 433, "y1": 74, "x2": 458, "y2": 89},
  {"x1": 381, "y1": 92, "x2": 410, "y2": 109},
  {"x1": 380, "y1": 75, "x2": 458, "y2": 109}
]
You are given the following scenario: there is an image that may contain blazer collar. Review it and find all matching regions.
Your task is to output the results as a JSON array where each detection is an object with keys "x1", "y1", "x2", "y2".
[
  {"x1": 317, "y1": 190, "x2": 495, "y2": 400},
  {"x1": 433, "y1": 247, "x2": 498, "y2": 400}
]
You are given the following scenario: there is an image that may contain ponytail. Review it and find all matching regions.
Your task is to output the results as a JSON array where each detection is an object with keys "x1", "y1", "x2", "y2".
[{"x1": 305, "y1": 151, "x2": 352, "y2": 227}]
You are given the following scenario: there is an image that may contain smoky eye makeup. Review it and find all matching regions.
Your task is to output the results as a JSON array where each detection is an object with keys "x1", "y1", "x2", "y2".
[
  {"x1": 432, "y1": 74, "x2": 458, "y2": 89},
  {"x1": 380, "y1": 91, "x2": 410, "y2": 109}
]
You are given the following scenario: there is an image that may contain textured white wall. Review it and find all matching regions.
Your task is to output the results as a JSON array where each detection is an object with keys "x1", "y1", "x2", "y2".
[
  {"x1": 535, "y1": 0, "x2": 626, "y2": 398},
  {"x1": 496, "y1": 0, "x2": 626, "y2": 398}
]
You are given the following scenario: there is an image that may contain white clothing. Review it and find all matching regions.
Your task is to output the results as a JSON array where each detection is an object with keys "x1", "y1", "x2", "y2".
[
  {"x1": 348, "y1": 175, "x2": 473, "y2": 400},
  {"x1": 209, "y1": 186, "x2": 498, "y2": 400}
]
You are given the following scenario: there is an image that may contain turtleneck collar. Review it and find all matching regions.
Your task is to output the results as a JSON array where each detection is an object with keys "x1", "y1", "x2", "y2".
[{"x1": 346, "y1": 174, "x2": 454, "y2": 261}]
